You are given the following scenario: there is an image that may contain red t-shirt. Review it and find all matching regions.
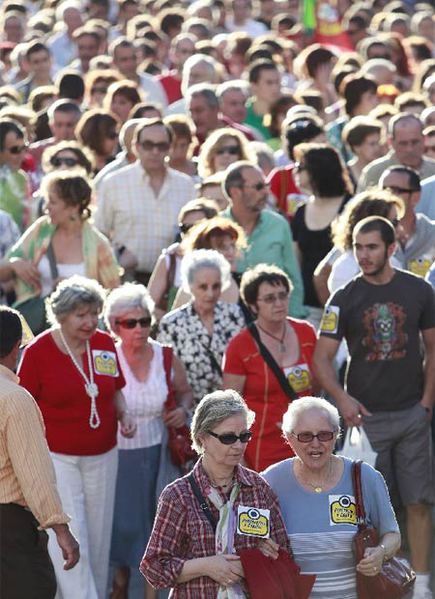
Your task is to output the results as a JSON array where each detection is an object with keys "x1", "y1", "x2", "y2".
[
  {"x1": 267, "y1": 165, "x2": 306, "y2": 222},
  {"x1": 18, "y1": 330, "x2": 125, "y2": 456},
  {"x1": 223, "y1": 318, "x2": 316, "y2": 472}
]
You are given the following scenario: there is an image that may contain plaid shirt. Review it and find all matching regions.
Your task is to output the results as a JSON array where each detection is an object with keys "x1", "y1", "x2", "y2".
[{"x1": 141, "y1": 459, "x2": 291, "y2": 598}]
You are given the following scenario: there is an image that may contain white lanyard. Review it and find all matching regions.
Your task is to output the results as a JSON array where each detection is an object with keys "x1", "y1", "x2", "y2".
[{"x1": 59, "y1": 329, "x2": 101, "y2": 429}]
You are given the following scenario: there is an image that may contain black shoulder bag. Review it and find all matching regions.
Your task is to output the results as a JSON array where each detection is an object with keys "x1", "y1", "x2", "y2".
[
  {"x1": 248, "y1": 322, "x2": 298, "y2": 401},
  {"x1": 188, "y1": 473, "x2": 217, "y2": 532}
]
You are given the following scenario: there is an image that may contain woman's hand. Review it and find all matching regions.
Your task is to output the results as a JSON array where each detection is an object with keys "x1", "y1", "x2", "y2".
[
  {"x1": 10, "y1": 258, "x2": 41, "y2": 289},
  {"x1": 163, "y1": 406, "x2": 186, "y2": 428},
  {"x1": 356, "y1": 545, "x2": 385, "y2": 577},
  {"x1": 119, "y1": 411, "x2": 136, "y2": 438},
  {"x1": 258, "y1": 538, "x2": 279, "y2": 560},
  {"x1": 205, "y1": 554, "x2": 244, "y2": 586}
]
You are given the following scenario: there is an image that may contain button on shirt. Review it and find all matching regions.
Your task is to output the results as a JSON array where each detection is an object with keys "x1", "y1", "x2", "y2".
[{"x1": 95, "y1": 162, "x2": 195, "y2": 272}]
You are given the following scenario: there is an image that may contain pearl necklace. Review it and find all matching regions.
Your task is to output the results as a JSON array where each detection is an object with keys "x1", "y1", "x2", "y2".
[{"x1": 58, "y1": 329, "x2": 101, "y2": 429}]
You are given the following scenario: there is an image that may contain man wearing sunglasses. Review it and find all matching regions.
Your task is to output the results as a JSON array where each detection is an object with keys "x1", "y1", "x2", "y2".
[
  {"x1": 222, "y1": 161, "x2": 307, "y2": 318},
  {"x1": 380, "y1": 166, "x2": 435, "y2": 279},
  {"x1": 96, "y1": 118, "x2": 195, "y2": 284}
]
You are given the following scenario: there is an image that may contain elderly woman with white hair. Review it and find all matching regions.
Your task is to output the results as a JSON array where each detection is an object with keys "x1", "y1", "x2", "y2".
[
  {"x1": 17, "y1": 275, "x2": 135, "y2": 599},
  {"x1": 262, "y1": 396, "x2": 401, "y2": 599},
  {"x1": 158, "y1": 249, "x2": 245, "y2": 405},
  {"x1": 103, "y1": 283, "x2": 193, "y2": 599},
  {"x1": 141, "y1": 389, "x2": 291, "y2": 597}
]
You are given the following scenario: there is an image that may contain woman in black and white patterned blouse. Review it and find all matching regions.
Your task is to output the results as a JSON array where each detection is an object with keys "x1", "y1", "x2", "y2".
[{"x1": 158, "y1": 249, "x2": 245, "y2": 405}]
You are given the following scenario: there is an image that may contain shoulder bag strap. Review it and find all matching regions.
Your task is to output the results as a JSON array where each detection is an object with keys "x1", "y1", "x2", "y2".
[
  {"x1": 248, "y1": 323, "x2": 298, "y2": 401},
  {"x1": 162, "y1": 345, "x2": 177, "y2": 411},
  {"x1": 46, "y1": 240, "x2": 58, "y2": 281},
  {"x1": 188, "y1": 473, "x2": 217, "y2": 532},
  {"x1": 167, "y1": 251, "x2": 176, "y2": 289},
  {"x1": 352, "y1": 460, "x2": 367, "y2": 525}
]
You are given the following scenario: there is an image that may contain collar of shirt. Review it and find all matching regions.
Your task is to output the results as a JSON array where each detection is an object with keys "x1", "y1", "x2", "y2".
[
  {"x1": 0, "y1": 363, "x2": 19, "y2": 384},
  {"x1": 194, "y1": 457, "x2": 254, "y2": 496}
]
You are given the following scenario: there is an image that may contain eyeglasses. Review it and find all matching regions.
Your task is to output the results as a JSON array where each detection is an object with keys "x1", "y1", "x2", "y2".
[
  {"x1": 240, "y1": 182, "x2": 268, "y2": 191},
  {"x1": 390, "y1": 217, "x2": 400, "y2": 227},
  {"x1": 107, "y1": 131, "x2": 118, "y2": 140},
  {"x1": 257, "y1": 291, "x2": 289, "y2": 304},
  {"x1": 139, "y1": 140, "x2": 170, "y2": 152},
  {"x1": 179, "y1": 222, "x2": 194, "y2": 234},
  {"x1": 291, "y1": 431, "x2": 335, "y2": 443},
  {"x1": 115, "y1": 317, "x2": 152, "y2": 329},
  {"x1": 7, "y1": 143, "x2": 28, "y2": 154},
  {"x1": 51, "y1": 156, "x2": 79, "y2": 167},
  {"x1": 216, "y1": 145, "x2": 240, "y2": 155},
  {"x1": 91, "y1": 86, "x2": 108, "y2": 94},
  {"x1": 208, "y1": 430, "x2": 253, "y2": 445},
  {"x1": 384, "y1": 185, "x2": 419, "y2": 196},
  {"x1": 293, "y1": 162, "x2": 306, "y2": 172}
]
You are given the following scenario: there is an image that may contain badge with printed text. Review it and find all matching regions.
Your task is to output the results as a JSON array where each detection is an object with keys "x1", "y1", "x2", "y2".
[
  {"x1": 329, "y1": 495, "x2": 357, "y2": 526},
  {"x1": 92, "y1": 350, "x2": 119, "y2": 377},
  {"x1": 408, "y1": 257, "x2": 432, "y2": 278},
  {"x1": 237, "y1": 506, "x2": 270, "y2": 538},
  {"x1": 284, "y1": 363, "x2": 311, "y2": 393},
  {"x1": 320, "y1": 306, "x2": 340, "y2": 334}
]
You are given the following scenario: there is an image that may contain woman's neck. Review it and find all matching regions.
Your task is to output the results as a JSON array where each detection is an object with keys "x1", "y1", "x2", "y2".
[
  {"x1": 193, "y1": 302, "x2": 215, "y2": 321},
  {"x1": 59, "y1": 327, "x2": 87, "y2": 354},
  {"x1": 121, "y1": 340, "x2": 150, "y2": 360},
  {"x1": 56, "y1": 218, "x2": 83, "y2": 236},
  {"x1": 256, "y1": 315, "x2": 287, "y2": 337},
  {"x1": 202, "y1": 455, "x2": 235, "y2": 485}
]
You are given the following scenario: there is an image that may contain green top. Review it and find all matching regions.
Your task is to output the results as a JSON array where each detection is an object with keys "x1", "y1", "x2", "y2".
[
  {"x1": 221, "y1": 207, "x2": 307, "y2": 318},
  {"x1": 244, "y1": 98, "x2": 272, "y2": 140},
  {"x1": 0, "y1": 166, "x2": 27, "y2": 229}
]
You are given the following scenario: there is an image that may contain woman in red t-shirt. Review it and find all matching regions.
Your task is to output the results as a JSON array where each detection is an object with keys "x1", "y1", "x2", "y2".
[
  {"x1": 18, "y1": 276, "x2": 135, "y2": 599},
  {"x1": 223, "y1": 264, "x2": 319, "y2": 472}
]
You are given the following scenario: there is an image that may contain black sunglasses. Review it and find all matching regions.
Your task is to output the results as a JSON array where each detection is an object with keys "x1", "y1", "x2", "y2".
[
  {"x1": 291, "y1": 431, "x2": 335, "y2": 443},
  {"x1": 115, "y1": 317, "x2": 152, "y2": 329},
  {"x1": 208, "y1": 430, "x2": 253, "y2": 445},
  {"x1": 179, "y1": 222, "x2": 194, "y2": 234},
  {"x1": 216, "y1": 145, "x2": 240, "y2": 155},
  {"x1": 7, "y1": 143, "x2": 28, "y2": 154},
  {"x1": 140, "y1": 140, "x2": 170, "y2": 152},
  {"x1": 51, "y1": 156, "x2": 79, "y2": 167}
]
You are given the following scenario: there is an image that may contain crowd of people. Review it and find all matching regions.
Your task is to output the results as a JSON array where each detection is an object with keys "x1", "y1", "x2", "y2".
[{"x1": 1, "y1": 0, "x2": 435, "y2": 598}]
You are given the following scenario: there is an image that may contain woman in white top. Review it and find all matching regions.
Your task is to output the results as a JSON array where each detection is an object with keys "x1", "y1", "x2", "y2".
[{"x1": 104, "y1": 283, "x2": 193, "y2": 599}]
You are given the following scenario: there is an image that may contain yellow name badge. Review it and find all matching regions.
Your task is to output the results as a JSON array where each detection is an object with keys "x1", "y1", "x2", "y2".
[
  {"x1": 320, "y1": 305, "x2": 340, "y2": 334},
  {"x1": 284, "y1": 363, "x2": 311, "y2": 394},
  {"x1": 408, "y1": 258, "x2": 432, "y2": 278},
  {"x1": 237, "y1": 507, "x2": 270, "y2": 538},
  {"x1": 92, "y1": 350, "x2": 119, "y2": 377},
  {"x1": 329, "y1": 495, "x2": 357, "y2": 526}
]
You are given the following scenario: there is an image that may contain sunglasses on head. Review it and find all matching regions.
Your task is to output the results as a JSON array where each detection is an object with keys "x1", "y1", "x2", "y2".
[
  {"x1": 208, "y1": 430, "x2": 253, "y2": 445},
  {"x1": 51, "y1": 156, "x2": 79, "y2": 167},
  {"x1": 179, "y1": 222, "x2": 194, "y2": 234},
  {"x1": 115, "y1": 317, "x2": 152, "y2": 329},
  {"x1": 7, "y1": 143, "x2": 28, "y2": 154},
  {"x1": 291, "y1": 431, "x2": 335, "y2": 443},
  {"x1": 216, "y1": 145, "x2": 240, "y2": 156}
]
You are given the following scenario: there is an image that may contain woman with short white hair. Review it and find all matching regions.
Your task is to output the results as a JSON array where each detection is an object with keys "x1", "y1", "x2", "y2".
[
  {"x1": 158, "y1": 249, "x2": 245, "y2": 404},
  {"x1": 262, "y1": 396, "x2": 401, "y2": 599},
  {"x1": 104, "y1": 282, "x2": 193, "y2": 598}
]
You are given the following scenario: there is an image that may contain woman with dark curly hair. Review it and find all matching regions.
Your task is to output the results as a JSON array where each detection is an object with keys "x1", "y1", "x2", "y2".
[
  {"x1": 75, "y1": 109, "x2": 120, "y2": 174},
  {"x1": 104, "y1": 80, "x2": 143, "y2": 124},
  {"x1": 292, "y1": 143, "x2": 353, "y2": 326}
]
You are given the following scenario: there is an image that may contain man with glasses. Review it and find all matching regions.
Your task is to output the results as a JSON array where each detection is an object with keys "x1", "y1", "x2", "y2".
[
  {"x1": 314, "y1": 216, "x2": 435, "y2": 599},
  {"x1": 380, "y1": 166, "x2": 435, "y2": 279},
  {"x1": 222, "y1": 161, "x2": 306, "y2": 318},
  {"x1": 358, "y1": 113, "x2": 435, "y2": 192},
  {"x1": 96, "y1": 118, "x2": 195, "y2": 284}
]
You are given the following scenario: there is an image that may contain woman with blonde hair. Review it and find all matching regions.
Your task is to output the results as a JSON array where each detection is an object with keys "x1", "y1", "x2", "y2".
[{"x1": 197, "y1": 127, "x2": 256, "y2": 180}]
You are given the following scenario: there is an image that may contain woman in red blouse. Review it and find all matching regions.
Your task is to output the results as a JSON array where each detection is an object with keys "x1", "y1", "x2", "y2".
[
  {"x1": 18, "y1": 275, "x2": 135, "y2": 599},
  {"x1": 223, "y1": 264, "x2": 318, "y2": 471}
]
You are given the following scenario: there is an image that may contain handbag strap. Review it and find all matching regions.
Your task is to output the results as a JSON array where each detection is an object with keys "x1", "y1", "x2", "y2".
[
  {"x1": 46, "y1": 240, "x2": 58, "y2": 281},
  {"x1": 248, "y1": 322, "x2": 298, "y2": 401},
  {"x1": 162, "y1": 345, "x2": 177, "y2": 411},
  {"x1": 351, "y1": 460, "x2": 367, "y2": 525},
  {"x1": 188, "y1": 472, "x2": 217, "y2": 532}
]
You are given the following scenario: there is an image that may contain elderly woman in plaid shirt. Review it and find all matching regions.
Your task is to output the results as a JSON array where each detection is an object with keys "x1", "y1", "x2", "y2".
[{"x1": 141, "y1": 389, "x2": 291, "y2": 598}]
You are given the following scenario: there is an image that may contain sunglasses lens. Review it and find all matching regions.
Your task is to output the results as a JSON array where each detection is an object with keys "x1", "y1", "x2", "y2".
[
  {"x1": 219, "y1": 434, "x2": 238, "y2": 445},
  {"x1": 297, "y1": 433, "x2": 314, "y2": 443},
  {"x1": 239, "y1": 432, "x2": 252, "y2": 443},
  {"x1": 317, "y1": 432, "x2": 334, "y2": 441},
  {"x1": 139, "y1": 318, "x2": 152, "y2": 327}
]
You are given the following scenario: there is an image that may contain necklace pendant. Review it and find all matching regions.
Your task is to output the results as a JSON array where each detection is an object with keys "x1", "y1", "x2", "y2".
[
  {"x1": 314, "y1": 486, "x2": 322, "y2": 493},
  {"x1": 85, "y1": 382, "x2": 99, "y2": 398},
  {"x1": 280, "y1": 342, "x2": 286, "y2": 352}
]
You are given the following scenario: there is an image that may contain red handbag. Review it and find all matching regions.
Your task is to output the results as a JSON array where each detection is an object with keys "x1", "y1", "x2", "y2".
[
  {"x1": 352, "y1": 461, "x2": 415, "y2": 599},
  {"x1": 162, "y1": 346, "x2": 197, "y2": 468}
]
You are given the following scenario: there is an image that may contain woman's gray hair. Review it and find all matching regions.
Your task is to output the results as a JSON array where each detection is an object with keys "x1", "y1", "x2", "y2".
[
  {"x1": 181, "y1": 248, "x2": 231, "y2": 293},
  {"x1": 46, "y1": 275, "x2": 106, "y2": 325},
  {"x1": 191, "y1": 389, "x2": 255, "y2": 454},
  {"x1": 104, "y1": 283, "x2": 155, "y2": 334},
  {"x1": 282, "y1": 396, "x2": 341, "y2": 437}
]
